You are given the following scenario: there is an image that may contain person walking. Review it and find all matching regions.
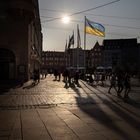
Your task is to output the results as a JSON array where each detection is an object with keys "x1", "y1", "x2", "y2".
[
  {"x1": 101, "y1": 73, "x2": 106, "y2": 86},
  {"x1": 58, "y1": 70, "x2": 61, "y2": 81},
  {"x1": 124, "y1": 72, "x2": 131, "y2": 99},
  {"x1": 117, "y1": 72, "x2": 124, "y2": 97},
  {"x1": 54, "y1": 69, "x2": 58, "y2": 81},
  {"x1": 63, "y1": 69, "x2": 69, "y2": 87},
  {"x1": 108, "y1": 73, "x2": 117, "y2": 94},
  {"x1": 33, "y1": 69, "x2": 40, "y2": 84},
  {"x1": 89, "y1": 74, "x2": 94, "y2": 85},
  {"x1": 75, "y1": 70, "x2": 79, "y2": 85}
]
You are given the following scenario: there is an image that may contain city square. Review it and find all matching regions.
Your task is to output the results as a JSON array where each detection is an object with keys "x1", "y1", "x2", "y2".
[
  {"x1": 0, "y1": 0, "x2": 140, "y2": 140},
  {"x1": 0, "y1": 75, "x2": 140, "y2": 140}
]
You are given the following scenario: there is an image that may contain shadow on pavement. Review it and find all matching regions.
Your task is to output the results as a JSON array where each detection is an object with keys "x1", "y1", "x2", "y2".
[
  {"x1": 22, "y1": 81, "x2": 39, "y2": 89},
  {"x1": 123, "y1": 98, "x2": 140, "y2": 109},
  {"x1": 96, "y1": 87, "x2": 140, "y2": 114},
  {"x1": 72, "y1": 83, "x2": 140, "y2": 140},
  {"x1": 0, "y1": 80, "x2": 22, "y2": 94},
  {"x1": 64, "y1": 81, "x2": 81, "y2": 89}
]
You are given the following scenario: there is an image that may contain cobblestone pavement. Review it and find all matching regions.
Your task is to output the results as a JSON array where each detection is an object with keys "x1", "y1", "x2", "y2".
[
  {"x1": 0, "y1": 75, "x2": 140, "y2": 108},
  {"x1": 0, "y1": 75, "x2": 140, "y2": 140}
]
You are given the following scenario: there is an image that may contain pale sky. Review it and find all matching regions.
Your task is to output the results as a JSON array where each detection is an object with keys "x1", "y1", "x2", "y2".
[{"x1": 39, "y1": 0, "x2": 140, "y2": 51}]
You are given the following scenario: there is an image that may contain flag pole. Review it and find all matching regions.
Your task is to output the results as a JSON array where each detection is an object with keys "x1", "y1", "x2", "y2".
[
  {"x1": 72, "y1": 30, "x2": 74, "y2": 49},
  {"x1": 68, "y1": 35, "x2": 70, "y2": 68},
  {"x1": 84, "y1": 16, "x2": 86, "y2": 75},
  {"x1": 65, "y1": 40, "x2": 67, "y2": 68},
  {"x1": 77, "y1": 24, "x2": 79, "y2": 70},
  {"x1": 72, "y1": 30, "x2": 74, "y2": 69}
]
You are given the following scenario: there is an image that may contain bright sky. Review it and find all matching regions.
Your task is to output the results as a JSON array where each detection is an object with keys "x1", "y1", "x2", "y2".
[{"x1": 39, "y1": 0, "x2": 140, "y2": 51}]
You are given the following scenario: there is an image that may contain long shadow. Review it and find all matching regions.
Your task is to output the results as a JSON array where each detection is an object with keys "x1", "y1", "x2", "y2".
[
  {"x1": 95, "y1": 87, "x2": 140, "y2": 117},
  {"x1": 0, "y1": 80, "x2": 22, "y2": 94},
  {"x1": 84, "y1": 83, "x2": 140, "y2": 129},
  {"x1": 72, "y1": 82, "x2": 140, "y2": 140},
  {"x1": 70, "y1": 83, "x2": 82, "y2": 97},
  {"x1": 64, "y1": 81, "x2": 81, "y2": 90},
  {"x1": 102, "y1": 85, "x2": 140, "y2": 109},
  {"x1": 123, "y1": 99, "x2": 140, "y2": 109},
  {"x1": 22, "y1": 81, "x2": 39, "y2": 89}
]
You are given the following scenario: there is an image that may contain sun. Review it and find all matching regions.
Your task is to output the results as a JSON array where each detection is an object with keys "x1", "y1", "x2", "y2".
[{"x1": 62, "y1": 16, "x2": 70, "y2": 24}]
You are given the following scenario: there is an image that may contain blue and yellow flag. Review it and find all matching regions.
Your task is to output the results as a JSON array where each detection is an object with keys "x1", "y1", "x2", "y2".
[{"x1": 85, "y1": 18, "x2": 105, "y2": 37}]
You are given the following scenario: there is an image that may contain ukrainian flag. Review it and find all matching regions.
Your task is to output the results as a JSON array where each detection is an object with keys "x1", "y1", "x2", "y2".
[{"x1": 85, "y1": 18, "x2": 105, "y2": 37}]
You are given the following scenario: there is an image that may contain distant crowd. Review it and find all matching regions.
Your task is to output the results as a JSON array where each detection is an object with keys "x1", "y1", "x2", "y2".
[
  {"x1": 53, "y1": 68, "x2": 81, "y2": 88},
  {"x1": 32, "y1": 68, "x2": 132, "y2": 99}
]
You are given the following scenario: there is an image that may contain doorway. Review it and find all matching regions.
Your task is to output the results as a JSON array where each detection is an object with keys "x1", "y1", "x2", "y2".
[{"x1": 0, "y1": 48, "x2": 15, "y2": 80}]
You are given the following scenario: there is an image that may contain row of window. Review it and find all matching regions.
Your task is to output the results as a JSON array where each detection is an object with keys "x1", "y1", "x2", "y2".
[
  {"x1": 104, "y1": 46, "x2": 121, "y2": 50},
  {"x1": 46, "y1": 62, "x2": 64, "y2": 66},
  {"x1": 91, "y1": 53, "x2": 102, "y2": 56},
  {"x1": 44, "y1": 54, "x2": 64, "y2": 57},
  {"x1": 42, "y1": 57, "x2": 65, "y2": 61}
]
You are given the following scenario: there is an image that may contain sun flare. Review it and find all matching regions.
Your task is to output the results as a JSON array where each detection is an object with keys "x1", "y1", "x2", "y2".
[{"x1": 62, "y1": 16, "x2": 70, "y2": 24}]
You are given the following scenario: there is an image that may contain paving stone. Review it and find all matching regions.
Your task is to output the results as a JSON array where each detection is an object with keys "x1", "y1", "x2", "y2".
[
  {"x1": 23, "y1": 127, "x2": 52, "y2": 140},
  {"x1": 0, "y1": 76, "x2": 140, "y2": 140},
  {"x1": 9, "y1": 128, "x2": 21, "y2": 140},
  {"x1": 79, "y1": 133, "x2": 108, "y2": 140}
]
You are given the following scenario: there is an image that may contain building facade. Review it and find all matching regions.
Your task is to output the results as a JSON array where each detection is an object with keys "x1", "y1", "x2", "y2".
[
  {"x1": 42, "y1": 48, "x2": 85, "y2": 74},
  {"x1": 67, "y1": 48, "x2": 84, "y2": 69},
  {"x1": 90, "y1": 41, "x2": 103, "y2": 68},
  {"x1": 42, "y1": 51, "x2": 66, "y2": 73},
  {"x1": 42, "y1": 39, "x2": 140, "y2": 75},
  {"x1": 103, "y1": 38, "x2": 139, "y2": 74},
  {"x1": 0, "y1": 0, "x2": 42, "y2": 82}
]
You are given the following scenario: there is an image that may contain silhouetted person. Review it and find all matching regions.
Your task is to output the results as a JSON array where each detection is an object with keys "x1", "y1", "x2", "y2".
[
  {"x1": 63, "y1": 69, "x2": 69, "y2": 82},
  {"x1": 44, "y1": 69, "x2": 48, "y2": 78},
  {"x1": 89, "y1": 74, "x2": 94, "y2": 85},
  {"x1": 75, "y1": 70, "x2": 79, "y2": 85},
  {"x1": 33, "y1": 69, "x2": 40, "y2": 84},
  {"x1": 58, "y1": 70, "x2": 61, "y2": 81},
  {"x1": 63, "y1": 69, "x2": 69, "y2": 87},
  {"x1": 124, "y1": 73, "x2": 131, "y2": 98},
  {"x1": 108, "y1": 73, "x2": 117, "y2": 94},
  {"x1": 101, "y1": 73, "x2": 105, "y2": 86},
  {"x1": 117, "y1": 72, "x2": 124, "y2": 97},
  {"x1": 54, "y1": 69, "x2": 58, "y2": 81},
  {"x1": 95, "y1": 73, "x2": 100, "y2": 85}
]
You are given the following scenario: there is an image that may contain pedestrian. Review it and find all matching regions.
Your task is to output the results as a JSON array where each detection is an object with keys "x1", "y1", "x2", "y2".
[
  {"x1": 63, "y1": 69, "x2": 69, "y2": 87},
  {"x1": 54, "y1": 69, "x2": 58, "y2": 81},
  {"x1": 68, "y1": 69, "x2": 74, "y2": 85},
  {"x1": 44, "y1": 69, "x2": 48, "y2": 78},
  {"x1": 117, "y1": 72, "x2": 124, "y2": 97},
  {"x1": 75, "y1": 70, "x2": 79, "y2": 85},
  {"x1": 108, "y1": 73, "x2": 117, "y2": 94},
  {"x1": 124, "y1": 72, "x2": 131, "y2": 99},
  {"x1": 89, "y1": 74, "x2": 94, "y2": 85},
  {"x1": 95, "y1": 73, "x2": 100, "y2": 85},
  {"x1": 63, "y1": 69, "x2": 69, "y2": 82},
  {"x1": 101, "y1": 73, "x2": 106, "y2": 86},
  {"x1": 33, "y1": 69, "x2": 40, "y2": 84},
  {"x1": 58, "y1": 70, "x2": 61, "y2": 81}
]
